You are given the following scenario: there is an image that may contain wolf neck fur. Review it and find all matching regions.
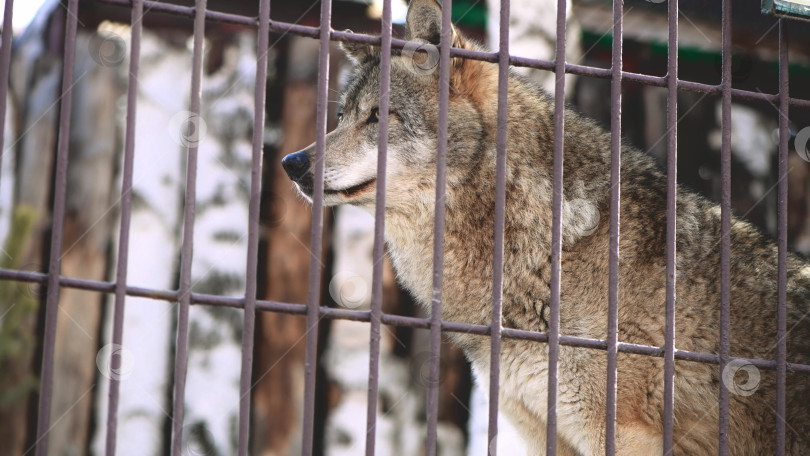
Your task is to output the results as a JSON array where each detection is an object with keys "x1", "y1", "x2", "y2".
[{"x1": 381, "y1": 71, "x2": 600, "y2": 326}]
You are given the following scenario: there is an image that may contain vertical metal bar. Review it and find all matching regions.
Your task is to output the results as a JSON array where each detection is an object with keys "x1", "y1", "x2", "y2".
[
  {"x1": 105, "y1": 1, "x2": 144, "y2": 454},
  {"x1": 170, "y1": 0, "x2": 207, "y2": 454},
  {"x1": 35, "y1": 0, "x2": 79, "y2": 454},
  {"x1": 547, "y1": 0, "x2": 567, "y2": 453},
  {"x1": 605, "y1": 0, "x2": 623, "y2": 453},
  {"x1": 663, "y1": 0, "x2": 678, "y2": 453},
  {"x1": 426, "y1": 0, "x2": 452, "y2": 454},
  {"x1": 718, "y1": 0, "x2": 732, "y2": 454},
  {"x1": 236, "y1": 0, "x2": 270, "y2": 454},
  {"x1": 301, "y1": 0, "x2": 331, "y2": 453},
  {"x1": 0, "y1": 0, "x2": 14, "y2": 190},
  {"x1": 488, "y1": 0, "x2": 510, "y2": 453},
  {"x1": 364, "y1": 0, "x2": 391, "y2": 454},
  {"x1": 775, "y1": 18, "x2": 789, "y2": 456}
]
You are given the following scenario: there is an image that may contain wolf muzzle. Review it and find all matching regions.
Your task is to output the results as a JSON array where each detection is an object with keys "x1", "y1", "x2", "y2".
[{"x1": 281, "y1": 151, "x2": 313, "y2": 194}]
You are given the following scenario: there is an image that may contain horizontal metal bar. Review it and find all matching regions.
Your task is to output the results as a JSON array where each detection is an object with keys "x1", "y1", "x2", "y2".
[
  {"x1": 3, "y1": 268, "x2": 808, "y2": 374},
  {"x1": 93, "y1": 0, "x2": 256, "y2": 26}
]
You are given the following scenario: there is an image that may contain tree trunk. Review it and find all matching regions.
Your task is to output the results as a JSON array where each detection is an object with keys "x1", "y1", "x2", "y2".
[{"x1": 90, "y1": 29, "x2": 187, "y2": 456}]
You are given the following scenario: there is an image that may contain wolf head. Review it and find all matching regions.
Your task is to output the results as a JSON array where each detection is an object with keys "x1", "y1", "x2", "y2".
[{"x1": 282, "y1": 0, "x2": 498, "y2": 213}]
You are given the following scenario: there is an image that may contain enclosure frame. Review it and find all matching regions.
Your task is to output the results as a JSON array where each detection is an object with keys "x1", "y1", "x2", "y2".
[{"x1": 0, "y1": 0, "x2": 809, "y2": 455}]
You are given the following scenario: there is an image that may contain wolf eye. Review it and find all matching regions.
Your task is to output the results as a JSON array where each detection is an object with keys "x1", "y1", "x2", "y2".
[
  {"x1": 336, "y1": 111, "x2": 343, "y2": 122},
  {"x1": 367, "y1": 107, "x2": 379, "y2": 124}
]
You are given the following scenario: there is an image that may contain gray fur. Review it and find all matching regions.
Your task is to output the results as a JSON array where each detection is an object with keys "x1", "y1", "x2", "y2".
[{"x1": 284, "y1": 0, "x2": 810, "y2": 453}]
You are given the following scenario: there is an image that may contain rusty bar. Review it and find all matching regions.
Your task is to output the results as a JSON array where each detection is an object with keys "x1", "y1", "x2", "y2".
[
  {"x1": 0, "y1": 0, "x2": 14, "y2": 190},
  {"x1": 104, "y1": 0, "x2": 144, "y2": 454},
  {"x1": 605, "y1": 0, "x2": 622, "y2": 453},
  {"x1": 718, "y1": 0, "x2": 732, "y2": 454},
  {"x1": 775, "y1": 18, "x2": 789, "y2": 456},
  {"x1": 170, "y1": 0, "x2": 207, "y2": 454},
  {"x1": 301, "y1": 0, "x2": 332, "y2": 453},
  {"x1": 547, "y1": 0, "x2": 567, "y2": 453},
  {"x1": 425, "y1": 0, "x2": 452, "y2": 454},
  {"x1": 364, "y1": 0, "x2": 392, "y2": 453},
  {"x1": 663, "y1": 0, "x2": 678, "y2": 452},
  {"x1": 236, "y1": 0, "x2": 270, "y2": 454},
  {"x1": 488, "y1": 0, "x2": 510, "y2": 453},
  {"x1": 35, "y1": 0, "x2": 80, "y2": 454}
]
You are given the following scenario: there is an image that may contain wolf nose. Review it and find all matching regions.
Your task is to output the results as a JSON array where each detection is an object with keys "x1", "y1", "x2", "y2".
[{"x1": 281, "y1": 151, "x2": 310, "y2": 182}]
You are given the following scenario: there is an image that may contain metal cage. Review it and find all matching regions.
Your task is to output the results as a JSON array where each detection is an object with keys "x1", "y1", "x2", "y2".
[{"x1": 0, "y1": 0, "x2": 809, "y2": 455}]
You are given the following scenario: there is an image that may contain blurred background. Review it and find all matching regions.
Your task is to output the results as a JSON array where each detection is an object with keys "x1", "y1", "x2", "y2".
[{"x1": 0, "y1": 0, "x2": 809, "y2": 455}]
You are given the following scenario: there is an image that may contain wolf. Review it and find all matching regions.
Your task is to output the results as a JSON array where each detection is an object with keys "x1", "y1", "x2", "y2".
[{"x1": 281, "y1": 0, "x2": 810, "y2": 453}]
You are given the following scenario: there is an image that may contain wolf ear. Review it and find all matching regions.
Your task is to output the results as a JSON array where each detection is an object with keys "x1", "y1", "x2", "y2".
[
  {"x1": 405, "y1": 0, "x2": 443, "y2": 44},
  {"x1": 405, "y1": 0, "x2": 468, "y2": 49},
  {"x1": 340, "y1": 29, "x2": 375, "y2": 65}
]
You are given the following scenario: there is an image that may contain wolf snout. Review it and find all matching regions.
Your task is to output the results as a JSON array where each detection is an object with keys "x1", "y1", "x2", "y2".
[
  {"x1": 281, "y1": 151, "x2": 311, "y2": 182},
  {"x1": 281, "y1": 151, "x2": 314, "y2": 195}
]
